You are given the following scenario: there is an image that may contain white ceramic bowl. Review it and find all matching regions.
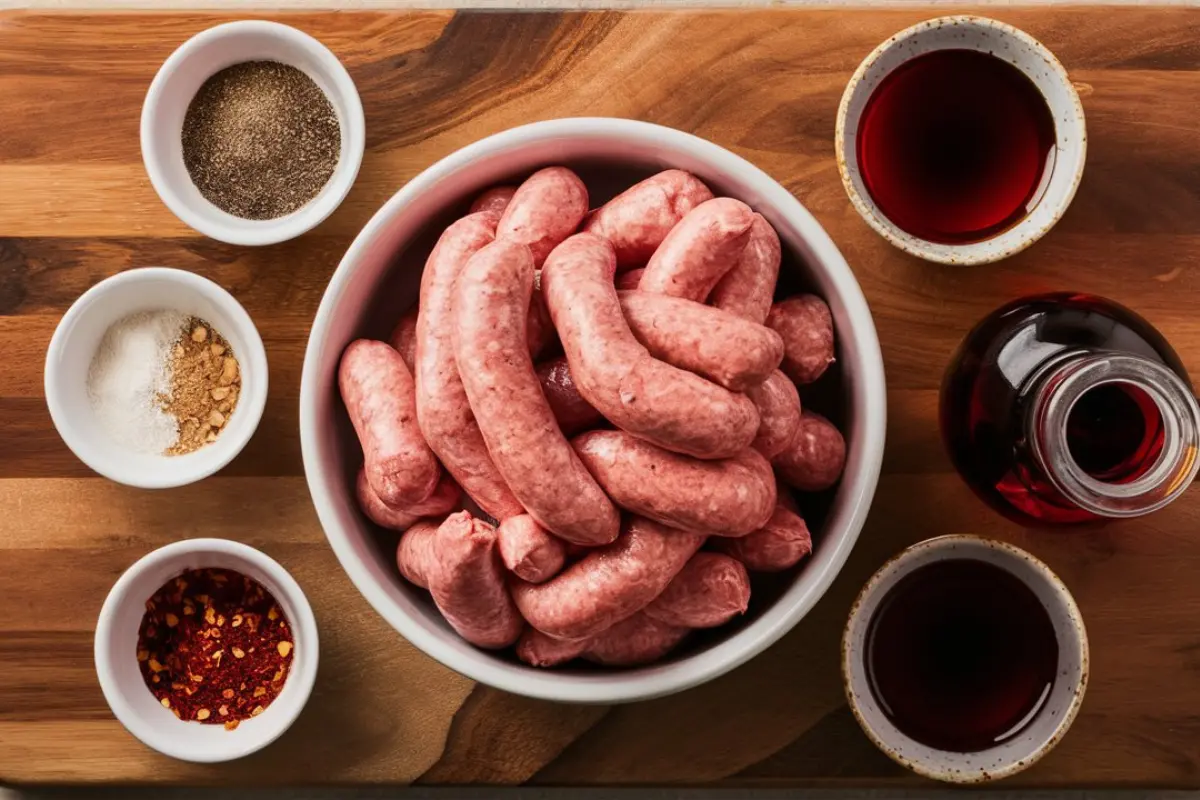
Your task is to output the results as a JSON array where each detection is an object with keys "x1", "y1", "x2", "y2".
[
  {"x1": 843, "y1": 535, "x2": 1088, "y2": 783},
  {"x1": 95, "y1": 539, "x2": 319, "y2": 763},
  {"x1": 836, "y1": 16, "x2": 1086, "y2": 265},
  {"x1": 141, "y1": 20, "x2": 365, "y2": 246},
  {"x1": 300, "y1": 118, "x2": 887, "y2": 704},
  {"x1": 45, "y1": 267, "x2": 268, "y2": 488}
]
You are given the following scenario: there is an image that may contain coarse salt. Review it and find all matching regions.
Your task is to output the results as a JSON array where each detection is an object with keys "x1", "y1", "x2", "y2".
[{"x1": 87, "y1": 310, "x2": 189, "y2": 454}]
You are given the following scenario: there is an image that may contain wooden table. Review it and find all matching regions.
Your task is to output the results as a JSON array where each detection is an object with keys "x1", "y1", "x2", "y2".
[{"x1": 2, "y1": 6, "x2": 1200, "y2": 787}]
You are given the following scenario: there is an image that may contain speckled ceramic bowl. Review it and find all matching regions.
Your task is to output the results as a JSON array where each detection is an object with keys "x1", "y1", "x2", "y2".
[
  {"x1": 842, "y1": 535, "x2": 1088, "y2": 783},
  {"x1": 836, "y1": 16, "x2": 1086, "y2": 265}
]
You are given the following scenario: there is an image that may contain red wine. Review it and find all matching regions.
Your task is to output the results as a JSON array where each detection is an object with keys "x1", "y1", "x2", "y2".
[
  {"x1": 865, "y1": 559, "x2": 1058, "y2": 753},
  {"x1": 856, "y1": 49, "x2": 1057, "y2": 244},
  {"x1": 940, "y1": 293, "x2": 1194, "y2": 525}
]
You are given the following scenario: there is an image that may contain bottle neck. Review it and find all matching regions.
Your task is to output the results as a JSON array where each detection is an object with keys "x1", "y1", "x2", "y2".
[{"x1": 1025, "y1": 351, "x2": 1200, "y2": 518}]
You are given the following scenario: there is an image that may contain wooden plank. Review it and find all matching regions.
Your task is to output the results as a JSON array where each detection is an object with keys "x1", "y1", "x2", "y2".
[{"x1": 1, "y1": 6, "x2": 1199, "y2": 786}]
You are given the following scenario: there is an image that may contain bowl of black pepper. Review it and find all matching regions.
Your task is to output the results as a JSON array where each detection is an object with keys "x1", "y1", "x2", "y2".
[{"x1": 141, "y1": 21, "x2": 364, "y2": 246}]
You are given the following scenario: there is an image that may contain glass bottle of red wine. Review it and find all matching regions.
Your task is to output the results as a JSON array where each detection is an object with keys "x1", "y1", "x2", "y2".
[{"x1": 941, "y1": 293, "x2": 1200, "y2": 525}]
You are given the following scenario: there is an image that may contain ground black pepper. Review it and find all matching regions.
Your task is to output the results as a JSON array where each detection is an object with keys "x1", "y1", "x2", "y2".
[{"x1": 182, "y1": 61, "x2": 340, "y2": 220}]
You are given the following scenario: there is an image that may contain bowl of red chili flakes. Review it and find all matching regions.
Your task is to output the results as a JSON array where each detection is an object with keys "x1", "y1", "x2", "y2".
[{"x1": 95, "y1": 538, "x2": 318, "y2": 762}]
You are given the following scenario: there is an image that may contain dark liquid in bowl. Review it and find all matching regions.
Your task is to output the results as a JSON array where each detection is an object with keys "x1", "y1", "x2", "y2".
[
  {"x1": 865, "y1": 559, "x2": 1059, "y2": 752},
  {"x1": 856, "y1": 49, "x2": 1057, "y2": 244}
]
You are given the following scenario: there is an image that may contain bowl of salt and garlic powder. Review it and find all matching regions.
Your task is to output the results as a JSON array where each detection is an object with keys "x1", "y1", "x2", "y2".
[{"x1": 46, "y1": 268, "x2": 268, "y2": 488}]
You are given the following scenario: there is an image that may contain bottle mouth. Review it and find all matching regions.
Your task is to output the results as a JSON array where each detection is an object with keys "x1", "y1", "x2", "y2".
[{"x1": 1028, "y1": 353, "x2": 1200, "y2": 518}]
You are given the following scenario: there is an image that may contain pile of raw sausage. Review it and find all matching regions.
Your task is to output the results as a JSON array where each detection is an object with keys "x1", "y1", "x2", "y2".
[{"x1": 339, "y1": 166, "x2": 847, "y2": 668}]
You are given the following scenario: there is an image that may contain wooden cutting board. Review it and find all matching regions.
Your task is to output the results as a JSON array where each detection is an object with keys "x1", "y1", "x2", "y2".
[{"x1": 2, "y1": 6, "x2": 1200, "y2": 787}]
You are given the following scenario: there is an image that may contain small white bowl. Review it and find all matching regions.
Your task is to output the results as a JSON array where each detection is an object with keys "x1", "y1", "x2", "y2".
[
  {"x1": 95, "y1": 539, "x2": 318, "y2": 763},
  {"x1": 843, "y1": 535, "x2": 1088, "y2": 783},
  {"x1": 301, "y1": 118, "x2": 887, "y2": 704},
  {"x1": 45, "y1": 267, "x2": 268, "y2": 488},
  {"x1": 141, "y1": 20, "x2": 365, "y2": 246},
  {"x1": 836, "y1": 16, "x2": 1086, "y2": 265}
]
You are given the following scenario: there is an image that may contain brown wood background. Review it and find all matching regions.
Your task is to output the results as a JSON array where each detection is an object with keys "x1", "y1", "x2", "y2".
[{"x1": 1, "y1": 5, "x2": 1199, "y2": 787}]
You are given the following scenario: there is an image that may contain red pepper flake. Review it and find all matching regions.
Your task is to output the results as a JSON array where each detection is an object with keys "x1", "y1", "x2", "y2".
[{"x1": 137, "y1": 568, "x2": 293, "y2": 727}]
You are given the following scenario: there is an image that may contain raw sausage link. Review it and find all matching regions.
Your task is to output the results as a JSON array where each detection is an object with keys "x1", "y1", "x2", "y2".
[
  {"x1": 746, "y1": 369, "x2": 802, "y2": 459},
  {"x1": 618, "y1": 290, "x2": 784, "y2": 391},
  {"x1": 767, "y1": 294, "x2": 836, "y2": 384},
  {"x1": 395, "y1": 518, "x2": 442, "y2": 589},
  {"x1": 389, "y1": 308, "x2": 419, "y2": 372},
  {"x1": 536, "y1": 357, "x2": 602, "y2": 436},
  {"x1": 357, "y1": 469, "x2": 461, "y2": 532},
  {"x1": 498, "y1": 514, "x2": 567, "y2": 584},
  {"x1": 515, "y1": 628, "x2": 589, "y2": 668},
  {"x1": 583, "y1": 613, "x2": 689, "y2": 666},
  {"x1": 415, "y1": 211, "x2": 525, "y2": 519},
  {"x1": 497, "y1": 167, "x2": 589, "y2": 267},
  {"x1": 469, "y1": 185, "x2": 517, "y2": 215},
  {"x1": 615, "y1": 267, "x2": 645, "y2": 290},
  {"x1": 643, "y1": 552, "x2": 751, "y2": 628},
  {"x1": 639, "y1": 198, "x2": 755, "y2": 301},
  {"x1": 340, "y1": 339, "x2": 440, "y2": 506},
  {"x1": 426, "y1": 511, "x2": 525, "y2": 649},
  {"x1": 511, "y1": 515, "x2": 704, "y2": 641},
  {"x1": 542, "y1": 233, "x2": 760, "y2": 460},
  {"x1": 773, "y1": 411, "x2": 847, "y2": 491},
  {"x1": 584, "y1": 170, "x2": 713, "y2": 267},
  {"x1": 713, "y1": 502, "x2": 812, "y2": 572},
  {"x1": 708, "y1": 213, "x2": 781, "y2": 324},
  {"x1": 527, "y1": 275, "x2": 558, "y2": 358},
  {"x1": 573, "y1": 429, "x2": 777, "y2": 537},
  {"x1": 454, "y1": 239, "x2": 620, "y2": 546}
]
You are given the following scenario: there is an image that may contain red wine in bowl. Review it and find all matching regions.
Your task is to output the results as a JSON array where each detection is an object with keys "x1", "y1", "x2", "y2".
[
  {"x1": 856, "y1": 49, "x2": 1057, "y2": 244},
  {"x1": 864, "y1": 558, "x2": 1059, "y2": 753}
]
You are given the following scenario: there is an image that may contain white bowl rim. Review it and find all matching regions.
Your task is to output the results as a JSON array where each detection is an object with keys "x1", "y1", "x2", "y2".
[
  {"x1": 140, "y1": 19, "x2": 366, "y2": 246},
  {"x1": 44, "y1": 267, "x2": 268, "y2": 489},
  {"x1": 300, "y1": 117, "x2": 887, "y2": 703},
  {"x1": 93, "y1": 538, "x2": 320, "y2": 763}
]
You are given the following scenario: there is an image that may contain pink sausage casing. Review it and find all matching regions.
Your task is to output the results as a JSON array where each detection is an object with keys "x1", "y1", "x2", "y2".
[
  {"x1": 773, "y1": 411, "x2": 847, "y2": 492},
  {"x1": 453, "y1": 239, "x2": 619, "y2": 547},
  {"x1": 542, "y1": 233, "x2": 759, "y2": 460},
  {"x1": 615, "y1": 267, "x2": 645, "y2": 290},
  {"x1": 573, "y1": 429, "x2": 776, "y2": 537},
  {"x1": 497, "y1": 514, "x2": 567, "y2": 584},
  {"x1": 396, "y1": 518, "x2": 442, "y2": 589},
  {"x1": 469, "y1": 185, "x2": 517, "y2": 215},
  {"x1": 340, "y1": 339, "x2": 440, "y2": 507},
  {"x1": 536, "y1": 356, "x2": 603, "y2": 436},
  {"x1": 643, "y1": 552, "x2": 751, "y2": 628},
  {"x1": 714, "y1": 502, "x2": 812, "y2": 572},
  {"x1": 389, "y1": 309, "x2": 419, "y2": 372},
  {"x1": 746, "y1": 369, "x2": 802, "y2": 460},
  {"x1": 708, "y1": 213, "x2": 781, "y2": 324},
  {"x1": 415, "y1": 211, "x2": 524, "y2": 520},
  {"x1": 638, "y1": 198, "x2": 755, "y2": 301},
  {"x1": 358, "y1": 469, "x2": 461, "y2": 532},
  {"x1": 426, "y1": 511, "x2": 525, "y2": 649},
  {"x1": 515, "y1": 628, "x2": 589, "y2": 668},
  {"x1": 584, "y1": 170, "x2": 714, "y2": 267},
  {"x1": 497, "y1": 167, "x2": 589, "y2": 267},
  {"x1": 511, "y1": 515, "x2": 704, "y2": 641},
  {"x1": 766, "y1": 294, "x2": 836, "y2": 385},
  {"x1": 583, "y1": 613, "x2": 689, "y2": 666},
  {"x1": 618, "y1": 290, "x2": 784, "y2": 391}
]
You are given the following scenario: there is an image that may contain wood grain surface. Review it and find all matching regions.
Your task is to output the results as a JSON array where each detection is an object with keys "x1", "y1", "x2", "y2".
[{"x1": 1, "y1": 6, "x2": 1199, "y2": 787}]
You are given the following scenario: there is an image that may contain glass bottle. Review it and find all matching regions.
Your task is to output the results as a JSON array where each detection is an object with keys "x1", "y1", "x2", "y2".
[{"x1": 940, "y1": 293, "x2": 1200, "y2": 525}]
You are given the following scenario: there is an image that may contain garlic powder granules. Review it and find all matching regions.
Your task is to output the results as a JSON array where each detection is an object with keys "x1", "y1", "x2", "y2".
[{"x1": 86, "y1": 312, "x2": 241, "y2": 456}]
